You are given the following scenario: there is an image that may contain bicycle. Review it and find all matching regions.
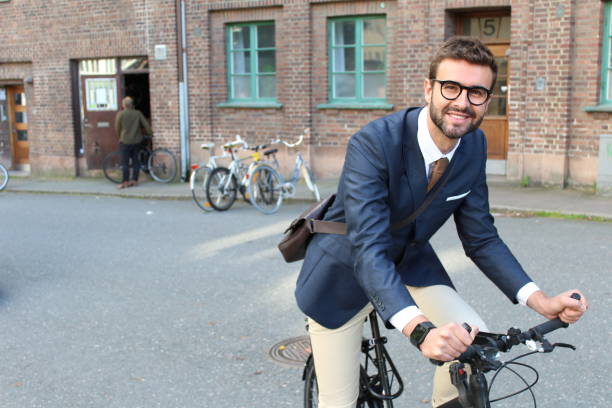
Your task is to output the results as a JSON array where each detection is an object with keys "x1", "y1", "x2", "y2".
[
  {"x1": 0, "y1": 162, "x2": 8, "y2": 191},
  {"x1": 102, "y1": 138, "x2": 177, "y2": 184},
  {"x1": 205, "y1": 138, "x2": 277, "y2": 211},
  {"x1": 247, "y1": 130, "x2": 320, "y2": 215},
  {"x1": 303, "y1": 293, "x2": 581, "y2": 408},
  {"x1": 189, "y1": 141, "x2": 231, "y2": 212}
]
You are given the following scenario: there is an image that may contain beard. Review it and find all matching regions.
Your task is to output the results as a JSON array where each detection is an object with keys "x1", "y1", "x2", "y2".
[{"x1": 429, "y1": 101, "x2": 485, "y2": 139}]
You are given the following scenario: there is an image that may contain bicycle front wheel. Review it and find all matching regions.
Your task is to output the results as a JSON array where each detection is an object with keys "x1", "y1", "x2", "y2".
[
  {"x1": 148, "y1": 148, "x2": 177, "y2": 183},
  {"x1": 0, "y1": 164, "x2": 8, "y2": 191},
  {"x1": 205, "y1": 167, "x2": 237, "y2": 211},
  {"x1": 303, "y1": 357, "x2": 381, "y2": 408},
  {"x1": 102, "y1": 151, "x2": 123, "y2": 184},
  {"x1": 248, "y1": 164, "x2": 283, "y2": 214},
  {"x1": 190, "y1": 166, "x2": 214, "y2": 212}
]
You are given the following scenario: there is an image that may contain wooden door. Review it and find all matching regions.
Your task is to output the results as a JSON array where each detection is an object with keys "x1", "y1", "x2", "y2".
[
  {"x1": 457, "y1": 13, "x2": 510, "y2": 161},
  {"x1": 7, "y1": 85, "x2": 29, "y2": 166},
  {"x1": 81, "y1": 76, "x2": 120, "y2": 169}
]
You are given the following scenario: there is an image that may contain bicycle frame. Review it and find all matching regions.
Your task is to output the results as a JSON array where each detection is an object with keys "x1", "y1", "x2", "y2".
[{"x1": 361, "y1": 312, "x2": 404, "y2": 407}]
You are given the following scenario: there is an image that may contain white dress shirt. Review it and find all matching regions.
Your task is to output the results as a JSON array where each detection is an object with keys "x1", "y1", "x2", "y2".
[{"x1": 389, "y1": 107, "x2": 540, "y2": 333}]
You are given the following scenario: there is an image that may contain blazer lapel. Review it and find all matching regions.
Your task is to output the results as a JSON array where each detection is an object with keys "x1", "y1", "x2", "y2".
[{"x1": 402, "y1": 107, "x2": 426, "y2": 212}]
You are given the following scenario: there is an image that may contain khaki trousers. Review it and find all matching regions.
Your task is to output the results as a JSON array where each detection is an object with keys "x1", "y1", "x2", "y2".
[{"x1": 307, "y1": 285, "x2": 489, "y2": 408}]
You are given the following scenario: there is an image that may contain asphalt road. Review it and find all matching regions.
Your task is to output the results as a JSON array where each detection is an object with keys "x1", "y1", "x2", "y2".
[{"x1": 0, "y1": 193, "x2": 609, "y2": 407}]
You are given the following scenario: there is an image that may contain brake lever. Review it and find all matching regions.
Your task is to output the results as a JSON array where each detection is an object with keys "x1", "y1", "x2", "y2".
[{"x1": 551, "y1": 342, "x2": 576, "y2": 351}]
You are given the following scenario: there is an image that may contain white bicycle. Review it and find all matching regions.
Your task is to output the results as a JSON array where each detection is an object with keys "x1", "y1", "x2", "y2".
[
  {"x1": 189, "y1": 140, "x2": 232, "y2": 212},
  {"x1": 0, "y1": 162, "x2": 8, "y2": 191},
  {"x1": 247, "y1": 130, "x2": 320, "y2": 214}
]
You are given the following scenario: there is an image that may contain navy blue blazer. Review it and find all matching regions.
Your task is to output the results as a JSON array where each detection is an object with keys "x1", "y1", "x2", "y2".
[{"x1": 295, "y1": 107, "x2": 533, "y2": 329}]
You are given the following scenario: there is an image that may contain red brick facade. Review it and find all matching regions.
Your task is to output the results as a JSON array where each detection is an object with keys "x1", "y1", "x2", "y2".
[{"x1": 0, "y1": 0, "x2": 609, "y2": 189}]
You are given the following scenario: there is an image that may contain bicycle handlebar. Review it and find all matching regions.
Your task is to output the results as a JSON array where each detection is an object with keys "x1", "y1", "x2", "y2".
[
  {"x1": 431, "y1": 293, "x2": 580, "y2": 367},
  {"x1": 272, "y1": 128, "x2": 310, "y2": 148},
  {"x1": 223, "y1": 135, "x2": 248, "y2": 149}
]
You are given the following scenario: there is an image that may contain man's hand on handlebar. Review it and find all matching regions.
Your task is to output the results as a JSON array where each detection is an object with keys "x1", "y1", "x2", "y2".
[
  {"x1": 526, "y1": 290, "x2": 588, "y2": 324},
  {"x1": 403, "y1": 316, "x2": 479, "y2": 362},
  {"x1": 420, "y1": 322, "x2": 479, "y2": 362}
]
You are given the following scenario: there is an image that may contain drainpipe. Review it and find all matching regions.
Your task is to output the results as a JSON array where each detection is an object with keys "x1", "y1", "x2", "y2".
[{"x1": 176, "y1": 0, "x2": 190, "y2": 181}]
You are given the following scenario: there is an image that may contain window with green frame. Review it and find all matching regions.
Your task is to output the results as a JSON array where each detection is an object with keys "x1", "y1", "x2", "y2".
[
  {"x1": 600, "y1": 2, "x2": 612, "y2": 106},
  {"x1": 328, "y1": 16, "x2": 387, "y2": 105},
  {"x1": 226, "y1": 22, "x2": 276, "y2": 103}
]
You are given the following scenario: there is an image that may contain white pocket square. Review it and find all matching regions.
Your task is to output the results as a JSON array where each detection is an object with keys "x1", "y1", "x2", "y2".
[{"x1": 446, "y1": 190, "x2": 471, "y2": 201}]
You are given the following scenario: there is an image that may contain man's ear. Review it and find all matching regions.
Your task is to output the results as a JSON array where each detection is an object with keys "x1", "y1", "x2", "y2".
[{"x1": 424, "y1": 78, "x2": 433, "y2": 104}]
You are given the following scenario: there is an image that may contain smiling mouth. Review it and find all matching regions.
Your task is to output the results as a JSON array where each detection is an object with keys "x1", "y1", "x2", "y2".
[{"x1": 446, "y1": 112, "x2": 471, "y2": 122}]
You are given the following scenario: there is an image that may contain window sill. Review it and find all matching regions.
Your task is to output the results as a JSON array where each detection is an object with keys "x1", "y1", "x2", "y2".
[
  {"x1": 583, "y1": 104, "x2": 612, "y2": 113},
  {"x1": 316, "y1": 102, "x2": 394, "y2": 110},
  {"x1": 217, "y1": 101, "x2": 283, "y2": 109}
]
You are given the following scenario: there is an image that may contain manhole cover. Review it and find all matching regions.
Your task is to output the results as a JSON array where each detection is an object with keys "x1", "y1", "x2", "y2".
[{"x1": 269, "y1": 336, "x2": 311, "y2": 367}]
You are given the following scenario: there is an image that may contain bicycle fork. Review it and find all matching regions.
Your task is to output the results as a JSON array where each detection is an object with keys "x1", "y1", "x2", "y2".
[{"x1": 364, "y1": 313, "x2": 404, "y2": 407}]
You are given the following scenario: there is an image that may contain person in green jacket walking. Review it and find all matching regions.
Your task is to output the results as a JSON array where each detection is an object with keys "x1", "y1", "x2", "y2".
[{"x1": 114, "y1": 96, "x2": 152, "y2": 189}]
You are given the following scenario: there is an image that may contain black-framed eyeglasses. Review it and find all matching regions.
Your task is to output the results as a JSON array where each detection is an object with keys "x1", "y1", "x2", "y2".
[{"x1": 430, "y1": 79, "x2": 492, "y2": 106}]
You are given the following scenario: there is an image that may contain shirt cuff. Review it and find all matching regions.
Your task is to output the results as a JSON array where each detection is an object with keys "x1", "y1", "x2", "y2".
[
  {"x1": 516, "y1": 282, "x2": 541, "y2": 306},
  {"x1": 389, "y1": 306, "x2": 424, "y2": 334}
]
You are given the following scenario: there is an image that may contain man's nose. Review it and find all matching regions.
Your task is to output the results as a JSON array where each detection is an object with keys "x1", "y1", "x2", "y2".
[{"x1": 454, "y1": 89, "x2": 470, "y2": 107}]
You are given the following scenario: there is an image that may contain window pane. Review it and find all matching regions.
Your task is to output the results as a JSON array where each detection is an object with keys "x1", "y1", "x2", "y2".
[
  {"x1": 334, "y1": 47, "x2": 355, "y2": 72},
  {"x1": 258, "y1": 50, "x2": 276, "y2": 73},
  {"x1": 16, "y1": 111, "x2": 27, "y2": 123},
  {"x1": 232, "y1": 76, "x2": 251, "y2": 99},
  {"x1": 364, "y1": 74, "x2": 385, "y2": 98},
  {"x1": 608, "y1": 69, "x2": 612, "y2": 100},
  {"x1": 14, "y1": 92, "x2": 26, "y2": 106},
  {"x1": 363, "y1": 19, "x2": 385, "y2": 44},
  {"x1": 16, "y1": 130, "x2": 28, "y2": 141},
  {"x1": 498, "y1": 16, "x2": 510, "y2": 41},
  {"x1": 121, "y1": 57, "x2": 149, "y2": 71},
  {"x1": 257, "y1": 25, "x2": 275, "y2": 48},
  {"x1": 334, "y1": 74, "x2": 355, "y2": 98},
  {"x1": 480, "y1": 17, "x2": 501, "y2": 40},
  {"x1": 462, "y1": 18, "x2": 480, "y2": 37},
  {"x1": 232, "y1": 51, "x2": 251, "y2": 74},
  {"x1": 85, "y1": 78, "x2": 117, "y2": 111},
  {"x1": 486, "y1": 96, "x2": 506, "y2": 116},
  {"x1": 363, "y1": 46, "x2": 385, "y2": 71},
  {"x1": 79, "y1": 59, "x2": 116, "y2": 75},
  {"x1": 232, "y1": 26, "x2": 250, "y2": 49},
  {"x1": 334, "y1": 21, "x2": 355, "y2": 45},
  {"x1": 496, "y1": 57, "x2": 508, "y2": 76},
  {"x1": 258, "y1": 76, "x2": 276, "y2": 98}
]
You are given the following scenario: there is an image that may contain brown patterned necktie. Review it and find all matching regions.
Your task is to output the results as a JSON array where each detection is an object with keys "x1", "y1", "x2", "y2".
[{"x1": 427, "y1": 157, "x2": 449, "y2": 192}]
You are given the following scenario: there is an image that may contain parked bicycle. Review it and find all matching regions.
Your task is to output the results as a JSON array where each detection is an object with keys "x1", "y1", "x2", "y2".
[
  {"x1": 0, "y1": 162, "x2": 8, "y2": 191},
  {"x1": 0, "y1": 141, "x2": 9, "y2": 191},
  {"x1": 247, "y1": 131, "x2": 320, "y2": 214},
  {"x1": 189, "y1": 141, "x2": 231, "y2": 212},
  {"x1": 303, "y1": 294, "x2": 581, "y2": 408},
  {"x1": 204, "y1": 138, "x2": 277, "y2": 211},
  {"x1": 102, "y1": 138, "x2": 177, "y2": 184}
]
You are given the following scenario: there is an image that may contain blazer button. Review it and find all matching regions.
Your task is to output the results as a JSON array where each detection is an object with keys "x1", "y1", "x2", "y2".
[{"x1": 409, "y1": 240, "x2": 419, "y2": 247}]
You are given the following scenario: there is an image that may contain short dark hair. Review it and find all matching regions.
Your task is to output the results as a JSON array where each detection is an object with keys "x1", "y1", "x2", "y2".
[
  {"x1": 122, "y1": 96, "x2": 134, "y2": 109},
  {"x1": 429, "y1": 36, "x2": 498, "y2": 89}
]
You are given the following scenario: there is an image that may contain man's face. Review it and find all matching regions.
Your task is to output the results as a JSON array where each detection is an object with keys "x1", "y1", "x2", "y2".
[{"x1": 424, "y1": 58, "x2": 494, "y2": 140}]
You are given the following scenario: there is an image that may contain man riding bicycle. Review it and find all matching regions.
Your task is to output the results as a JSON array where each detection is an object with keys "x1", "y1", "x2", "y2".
[{"x1": 294, "y1": 37, "x2": 588, "y2": 408}]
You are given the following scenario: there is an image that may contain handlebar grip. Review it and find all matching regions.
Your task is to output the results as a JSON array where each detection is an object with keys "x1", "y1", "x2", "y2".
[
  {"x1": 532, "y1": 318, "x2": 569, "y2": 334},
  {"x1": 530, "y1": 293, "x2": 581, "y2": 336}
]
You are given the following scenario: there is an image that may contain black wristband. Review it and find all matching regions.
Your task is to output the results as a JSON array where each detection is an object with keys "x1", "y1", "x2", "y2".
[{"x1": 410, "y1": 322, "x2": 436, "y2": 349}]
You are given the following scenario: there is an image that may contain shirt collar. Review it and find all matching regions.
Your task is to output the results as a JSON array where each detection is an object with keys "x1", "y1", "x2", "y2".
[{"x1": 417, "y1": 106, "x2": 461, "y2": 169}]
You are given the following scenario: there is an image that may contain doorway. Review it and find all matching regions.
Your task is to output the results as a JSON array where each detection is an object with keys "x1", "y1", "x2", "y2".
[
  {"x1": 77, "y1": 58, "x2": 150, "y2": 170},
  {"x1": 6, "y1": 85, "x2": 30, "y2": 170},
  {"x1": 456, "y1": 11, "x2": 510, "y2": 174},
  {"x1": 123, "y1": 73, "x2": 151, "y2": 121}
]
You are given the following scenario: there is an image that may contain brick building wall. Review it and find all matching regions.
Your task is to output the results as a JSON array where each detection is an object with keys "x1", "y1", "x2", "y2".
[
  {"x1": 0, "y1": 0, "x2": 609, "y2": 189},
  {"x1": 0, "y1": 0, "x2": 179, "y2": 176}
]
